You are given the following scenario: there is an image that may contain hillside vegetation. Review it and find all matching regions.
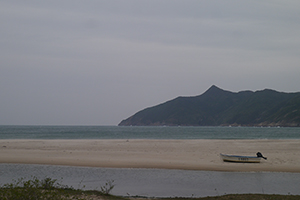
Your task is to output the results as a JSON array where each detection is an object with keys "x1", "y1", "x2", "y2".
[{"x1": 119, "y1": 85, "x2": 300, "y2": 127}]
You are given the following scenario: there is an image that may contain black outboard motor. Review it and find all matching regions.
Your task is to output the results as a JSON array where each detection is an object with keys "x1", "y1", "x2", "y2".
[{"x1": 257, "y1": 152, "x2": 267, "y2": 160}]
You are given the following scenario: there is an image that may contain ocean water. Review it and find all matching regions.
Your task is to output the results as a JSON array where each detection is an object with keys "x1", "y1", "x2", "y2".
[{"x1": 0, "y1": 125, "x2": 299, "y2": 139}]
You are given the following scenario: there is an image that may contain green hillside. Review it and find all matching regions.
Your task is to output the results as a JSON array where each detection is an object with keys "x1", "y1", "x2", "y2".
[{"x1": 119, "y1": 85, "x2": 300, "y2": 127}]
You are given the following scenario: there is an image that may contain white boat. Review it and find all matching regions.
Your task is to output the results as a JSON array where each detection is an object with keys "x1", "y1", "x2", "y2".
[{"x1": 220, "y1": 152, "x2": 267, "y2": 163}]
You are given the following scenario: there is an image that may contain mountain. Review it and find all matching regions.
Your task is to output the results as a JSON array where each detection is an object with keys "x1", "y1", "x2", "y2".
[{"x1": 118, "y1": 85, "x2": 300, "y2": 127}]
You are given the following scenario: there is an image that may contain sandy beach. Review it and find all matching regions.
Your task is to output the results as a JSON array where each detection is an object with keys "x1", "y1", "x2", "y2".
[{"x1": 0, "y1": 139, "x2": 299, "y2": 172}]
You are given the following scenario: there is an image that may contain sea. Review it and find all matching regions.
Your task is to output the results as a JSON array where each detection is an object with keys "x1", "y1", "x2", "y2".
[
  {"x1": 0, "y1": 125, "x2": 299, "y2": 140},
  {"x1": 0, "y1": 125, "x2": 300, "y2": 197}
]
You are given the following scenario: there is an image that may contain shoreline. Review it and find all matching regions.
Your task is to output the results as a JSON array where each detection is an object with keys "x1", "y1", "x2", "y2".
[{"x1": 1, "y1": 139, "x2": 300, "y2": 172}]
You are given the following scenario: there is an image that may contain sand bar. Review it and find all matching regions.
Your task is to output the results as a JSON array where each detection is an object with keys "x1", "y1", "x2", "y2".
[{"x1": 0, "y1": 139, "x2": 299, "y2": 172}]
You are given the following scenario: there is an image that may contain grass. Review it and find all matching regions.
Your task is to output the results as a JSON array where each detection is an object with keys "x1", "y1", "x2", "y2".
[
  {"x1": 0, "y1": 177, "x2": 117, "y2": 200},
  {"x1": 0, "y1": 177, "x2": 299, "y2": 200}
]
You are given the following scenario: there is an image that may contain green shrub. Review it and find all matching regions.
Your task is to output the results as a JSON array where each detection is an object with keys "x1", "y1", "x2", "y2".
[
  {"x1": 0, "y1": 177, "x2": 69, "y2": 200},
  {"x1": 0, "y1": 176, "x2": 103, "y2": 200},
  {"x1": 100, "y1": 180, "x2": 115, "y2": 195}
]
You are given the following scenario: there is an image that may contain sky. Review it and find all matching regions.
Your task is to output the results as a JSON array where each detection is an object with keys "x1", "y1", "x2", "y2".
[{"x1": 1, "y1": 0, "x2": 300, "y2": 125}]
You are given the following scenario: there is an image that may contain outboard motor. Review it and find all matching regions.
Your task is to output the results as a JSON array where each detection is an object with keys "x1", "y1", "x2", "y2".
[{"x1": 257, "y1": 152, "x2": 267, "y2": 160}]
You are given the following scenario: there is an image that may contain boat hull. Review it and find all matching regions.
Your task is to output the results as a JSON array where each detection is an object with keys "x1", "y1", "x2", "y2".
[{"x1": 220, "y1": 153, "x2": 261, "y2": 163}]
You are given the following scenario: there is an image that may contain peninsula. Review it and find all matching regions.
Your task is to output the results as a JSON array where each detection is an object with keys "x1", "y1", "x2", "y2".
[{"x1": 119, "y1": 85, "x2": 300, "y2": 127}]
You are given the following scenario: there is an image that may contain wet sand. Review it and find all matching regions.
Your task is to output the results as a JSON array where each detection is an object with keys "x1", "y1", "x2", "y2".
[{"x1": 0, "y1": 139, "x2": 299, "y2": 172}]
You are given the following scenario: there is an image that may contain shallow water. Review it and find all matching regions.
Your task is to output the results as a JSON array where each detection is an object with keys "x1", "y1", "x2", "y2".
[{"x1": 0, "y1": 164, "x2": 299, "y2": 197}]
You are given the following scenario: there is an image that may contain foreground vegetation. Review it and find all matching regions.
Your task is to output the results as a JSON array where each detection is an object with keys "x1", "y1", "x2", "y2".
[
  {"x1": 0, "y1": 177, "x2": 299, "y2": 200},
  {"x1": 0, "y1": 177, "x2": 116, "y2": 200}
]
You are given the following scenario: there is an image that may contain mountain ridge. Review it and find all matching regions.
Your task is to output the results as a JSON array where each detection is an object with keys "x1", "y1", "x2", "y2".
[{"x1": 119, "y1": 85, "x2": 300, "y2": 127}]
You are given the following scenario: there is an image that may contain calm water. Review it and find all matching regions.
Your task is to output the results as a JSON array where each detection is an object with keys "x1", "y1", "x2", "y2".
[
  {"x1": 0, "y1": 125, "x2": 299, "y2": 139},
  {"x1": 0, "y1": 164, "x2": 300, "y2": 197}
]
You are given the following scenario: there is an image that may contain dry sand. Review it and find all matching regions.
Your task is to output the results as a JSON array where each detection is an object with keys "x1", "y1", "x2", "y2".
[{"x1": 0, "y1": 139, "x2": 299, "y2": 172}]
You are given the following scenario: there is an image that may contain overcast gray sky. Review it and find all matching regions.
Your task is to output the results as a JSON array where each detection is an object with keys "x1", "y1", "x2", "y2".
[{"x1": 1, "y1": 0, "x2": 300, "y2": 125}]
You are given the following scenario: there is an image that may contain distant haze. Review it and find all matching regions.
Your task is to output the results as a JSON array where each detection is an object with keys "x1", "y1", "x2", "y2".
[{"x1": 1, "y1": 1, "x2": 300, "y2": 125}]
